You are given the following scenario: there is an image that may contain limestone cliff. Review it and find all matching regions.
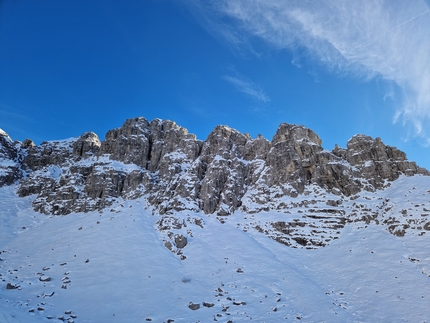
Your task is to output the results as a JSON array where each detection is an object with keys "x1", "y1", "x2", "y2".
[
  {"x1": 0, "y1": 117, "x2": 428, "y2": 218},
  {"x1": 0, "y1": 129, "x2": 22, "y2": 186}
]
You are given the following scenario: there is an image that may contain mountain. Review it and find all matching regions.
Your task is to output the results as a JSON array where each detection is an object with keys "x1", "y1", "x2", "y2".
[{"x1": 0, "y1": 117, "x2": 429, "y2": 322}]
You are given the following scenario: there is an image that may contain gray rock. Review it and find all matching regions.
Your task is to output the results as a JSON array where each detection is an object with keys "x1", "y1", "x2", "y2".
[
  {"x1": 203, "y1": 302, "x2": 214, "y2": 307},
  {"x1": 188, "y1": 302, "x2": 200, "y2": 310},
  {"x1": 198, "y1": 125, "x2": 249, "y2": 214},
  {"x1": 99, "y1": 117, "x2": 151, "y2": 168},
  {"x1": 22, "y1": 138, "x2": 35, "y2": 148},
  {"x1": 345, "y1": 134, "x2": 429, "y2": 189},
  {"x1": 6, "y1": 282, "x2": 19, "y2": 290},
  {"x1": 73, "y1": 132, "x2": 101, "y2": 157},
  {"x1": 0, "y1": 129, "x2": 22, "y2": 186},
  {"x1": 23, "y1": 138, "x2": 75, "y2": 171},
  {"x1": 174, "y1": 234, "x2": 188, "y2": 249},
  {"x1": 8, "y1": 117, "x2": 429, "y2": 217}
]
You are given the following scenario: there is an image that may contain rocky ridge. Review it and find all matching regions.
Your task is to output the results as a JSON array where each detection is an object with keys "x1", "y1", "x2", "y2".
[
  {"x1": 0, "y1": 129, "x2": 22, "y2": 186},
  {"x1": 0, "y1": 117, "x2": 429, "y2": 250}
]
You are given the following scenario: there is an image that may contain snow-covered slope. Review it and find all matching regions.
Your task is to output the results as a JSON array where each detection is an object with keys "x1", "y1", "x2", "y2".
[{"x1": 1, "y1": 175, "x2": 430, "y2": 323}]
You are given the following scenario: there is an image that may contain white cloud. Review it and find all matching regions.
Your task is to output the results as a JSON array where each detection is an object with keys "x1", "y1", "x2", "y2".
[
  {"x1": 188, "y1": 0, "x2": 430, "y2": 142},
  {"x1": 223, "y1": 73, "x2": 270, "y2": 103}
]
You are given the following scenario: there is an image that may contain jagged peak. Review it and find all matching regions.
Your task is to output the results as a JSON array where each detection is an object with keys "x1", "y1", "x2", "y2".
[
  {"x1": 347, "y1": 134, "x2": 387, "y2": 149},
  {"x1": 151, "y1": 117, "x2": 163, "y2": 124},
  {"x1": 124, "y1": 117, "x2": 150, "y2": 131},
  {"x1": 79, "y1": 131, "x2": 100, "y2": 142},
  {"x1": 0, "y1": 128, "x2": 12, "y2": 142},
  {"x1": 115, "y1": 117, "x2": 191, "y2": 138},
  {"x1": 346, "y1": 133, "x2": 407, "y2": 161},
  {"x1": 252, "y1": 133, "x2": 270, "y2": 142},
  {"x1": 3, "y1": 115, "x2": 429, "y2": 218},
  {"x1": 22, "y1": 138, "x2": 36, "y2": 148},
  {"x1": 272, "y1": 123, "x2": 322, "y2": 146},
  {"x1": 73, "y1": 132, "x2": 101, "y2": 157},
  {"x1": 347, "y1": 134, "x2": 374, "y2": 146},
  {"x1": 150, "y1": 118, "x2": 189, "y2": 137},
  {"x1": 208, "y1": 124, "x2": 242, "y2": 137},
  {"x1": 204, "y1": 125, "x2": 249, "y2": 149}
]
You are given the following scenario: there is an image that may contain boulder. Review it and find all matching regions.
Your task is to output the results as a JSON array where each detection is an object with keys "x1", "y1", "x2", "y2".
[
  {"x1": 188, "y1": 302, "x2": 200, "y2": 310},
  {"x1": 174, "y1": 234, "x2": 188, "y2": 249}
]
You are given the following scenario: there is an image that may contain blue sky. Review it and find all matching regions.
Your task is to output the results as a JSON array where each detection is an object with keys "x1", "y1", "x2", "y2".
[{"x1": 1, "y1": 0, "x2": 429, "y2": 169}]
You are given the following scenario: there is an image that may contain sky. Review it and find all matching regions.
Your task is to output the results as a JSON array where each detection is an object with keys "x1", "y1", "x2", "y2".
[{"x1": 0, "y1": 0, "x2": 429, "y2": 169}]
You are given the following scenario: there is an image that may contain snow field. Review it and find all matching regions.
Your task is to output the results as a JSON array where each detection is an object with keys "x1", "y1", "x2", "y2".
[{"x1": 0, "y1": 175, "x2": 429, "y2": 322}]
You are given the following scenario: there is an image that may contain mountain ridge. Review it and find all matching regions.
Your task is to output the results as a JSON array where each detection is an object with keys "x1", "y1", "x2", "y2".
[
  {"x1": 1, "y1": 116, "x2": 430, "y2": 251},
  {"x1": 1, "y1": 117, "x2": 428, "y2": 218}
]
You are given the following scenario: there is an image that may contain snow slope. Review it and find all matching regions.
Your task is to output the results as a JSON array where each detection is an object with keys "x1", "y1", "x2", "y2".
[{"x1": 0, "y1": 176, "x2": 430, "y2": 322}]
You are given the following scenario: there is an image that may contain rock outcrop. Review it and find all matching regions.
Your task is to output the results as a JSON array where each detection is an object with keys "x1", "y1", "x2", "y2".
[
  {"x1": 73, "y1": 132, "x2": 101, "y2": 157},
  {"x1": 0, "y1": 117, "x2": 427, "y2": 217},
  {"x1": 0, "y1": 129, "x2": 22, "y2": 187},
  {"x1": 344, "y1": 134, "x2": 423, "y2": 187}
]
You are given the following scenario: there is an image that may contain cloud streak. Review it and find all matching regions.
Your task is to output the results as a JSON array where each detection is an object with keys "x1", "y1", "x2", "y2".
[
  {"x1": 223, "y1": 73, "x2": 270, "y2": 103},
  {"x1": 188, "y1": 0, "x2": 430, "y2": 141}
]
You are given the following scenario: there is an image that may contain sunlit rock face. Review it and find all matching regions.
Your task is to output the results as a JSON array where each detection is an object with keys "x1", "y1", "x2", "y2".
[
  {"x1": 0, "y1": 129, "x2": 21, "y2": 186},
  {"x1": 73, "y1": 132, "x2": 101, "y2": 158},
  {"x1": 344, "y1": 134, "x2": 424, "y2": 187},
  {"x1": 1, "y1": 117, "x2": 428, "y2": 216}
]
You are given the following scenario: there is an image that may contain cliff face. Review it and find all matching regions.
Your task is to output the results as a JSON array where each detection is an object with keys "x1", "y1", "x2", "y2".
[
  {"x1": 0, "y1": 129, "x2": 22, "y2": 186},
  {"x1": 0, "y1": 117, "x2": 428, "y2": 217}
]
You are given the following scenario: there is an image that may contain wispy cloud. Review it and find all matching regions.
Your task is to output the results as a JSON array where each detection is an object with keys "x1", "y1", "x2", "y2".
[
  {"x1": 0, "y1": 103, "x2": 34, "y2": 122},
  {"x1": 0, "y1": 103, "x2": 35, "y2": 138},
  {"x1": 223, "y1": 73, "x2": 270, "y2": 103},
  {"x1": 187, "y1": 0, "x2": 430, "y2": 142}
]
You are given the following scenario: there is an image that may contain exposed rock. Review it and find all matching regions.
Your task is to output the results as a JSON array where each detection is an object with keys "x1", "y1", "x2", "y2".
[
  {"x1": 188, "y1": 302, "x2": 200, "y2": 310},
  {"x1": 326, "y1": 200, "x2": 342, "y2": 207},
  {"x1": 244, "y1": 134, "x2": 271, "y2": 161},
  {"x1": 203, "y1": 302, "x2": 215, "y2": 307},
  {"x1": 73, "y1": 132, "x2": 101, "y2": 157},
  {"x1": 23, "y1": 138, "x2": 76, "y2": 171},
  {"x1": 99, "y1": 117, "x2": 199, "y2": 171},
  {"x1": 164, "y1": 241, "x2": 173, "y2": 251},
  {"x1": 0, "y1": 129, "x2": 22, "y2": 186},
  {"x1": 198, "y1": 125, "x2": 250, "y2": 215},
  {"x1": 0, "y1": 129, "x2": 17, "y2": 160},
  {"x1": 4, "y1": 117, "x2": 428, "y2": 218},
  {"x1": 6, "y1": 282, "x2": 19, "y2": 290},
  {"x1": 264, "y1": 123, "x2": 364, "y2": 197},
  {"x1": 99, "y1": 117, "x2": 151, "y2": 168},
  {"x1": 174, "y1": 234, "x2": 188, "y2": 249},
  {"x1": 345, "y1": 134, "x2": 429, "y2": 188},
  {"x1": 22, "y1": 138, "x2": 35, "y2": 148}
]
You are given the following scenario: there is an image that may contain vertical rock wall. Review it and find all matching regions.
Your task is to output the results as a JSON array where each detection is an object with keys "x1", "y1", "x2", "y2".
[{"x1": 0, "y1": 117, "x2": 427, "y2": 215}]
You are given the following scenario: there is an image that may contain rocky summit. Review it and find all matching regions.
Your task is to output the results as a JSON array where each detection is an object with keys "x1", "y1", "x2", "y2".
[
  {"x1": 0, "y1": 117, "x2": 429, "y2": 251},
  {"x1": 1, "y1": 117, "x2": 427, "y2": 216}
]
